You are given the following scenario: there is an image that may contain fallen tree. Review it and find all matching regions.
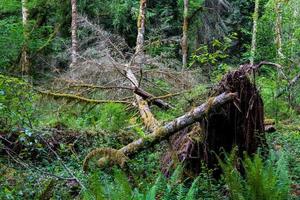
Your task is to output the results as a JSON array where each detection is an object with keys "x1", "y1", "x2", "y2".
[
  {"x1": 83, "y1": 62, "x2": 272, "y2": 175},
  {"x1": 83, "y1": 92, "x2": 237, "y2": 171}
]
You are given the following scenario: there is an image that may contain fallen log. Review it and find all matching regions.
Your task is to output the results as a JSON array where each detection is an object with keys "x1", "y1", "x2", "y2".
[{"x1": 83, "y1": 92, "x2": 237, "y2": 171}]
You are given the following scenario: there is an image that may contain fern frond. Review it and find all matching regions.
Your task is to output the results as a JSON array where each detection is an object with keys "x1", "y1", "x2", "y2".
[{"x1": 185, "y1": 176, "x2": 200, "y2": 200}]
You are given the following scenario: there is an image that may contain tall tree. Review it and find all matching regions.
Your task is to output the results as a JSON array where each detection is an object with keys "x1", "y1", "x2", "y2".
[
  {"x1": 20, "y1": 0, "x2": 29, "y2": 74},
  {"x1": 274, "y1": 0, "x2": 284, "y2": 60},
  {"x1": 71, "y1": 0, "x2": 78, "y2": 66},
  {"x1": 181, "y1": 0, "x2": 189, "y2": 70},
  {"x1": 250, "y1": 0, "x2": 259, "y2": 65}
]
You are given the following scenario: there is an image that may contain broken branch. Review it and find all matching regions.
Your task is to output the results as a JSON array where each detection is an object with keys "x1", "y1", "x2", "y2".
[{"x1": 38, "y1": 90, "x2": 132, "y2": 105}]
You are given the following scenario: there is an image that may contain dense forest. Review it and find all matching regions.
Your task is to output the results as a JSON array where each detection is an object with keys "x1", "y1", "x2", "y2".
[{"x1": 0, "y1": 0, "x2": 300, "y2": 199}]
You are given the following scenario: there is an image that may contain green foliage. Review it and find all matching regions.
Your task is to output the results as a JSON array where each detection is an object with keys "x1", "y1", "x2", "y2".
[
  {"x1": 189, "y1": 34, "x2": 236, "y2": 80},
  {"x1": 39, "y1": 101, "x2": 129, "y2": 133},
  {"x1": 0, "y1": 75, "x2": 37, "y2": 130},
  {"x1": 190, "y1": 39, "x2": 229, "y2": 67},
  {"x1": 256, "y1": 67, "x2": 298, "y2": 120},
  {"x1": 83, "y1": 165, "x2": 222, "y2": 200},
  {"x1": 218, "y1": 148, "x2": 291, "y2": 200},
  {"x1": 267, "y1": 125, "x2": 300, "y2": 185},
  {"x1": 0, "y1": 18, "x2": 23, "y2": 70}
]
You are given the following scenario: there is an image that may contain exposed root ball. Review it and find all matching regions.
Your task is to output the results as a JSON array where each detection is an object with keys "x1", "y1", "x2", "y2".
[{"x1": 161, "y1": 67, "x2": 266, "y2": 176}]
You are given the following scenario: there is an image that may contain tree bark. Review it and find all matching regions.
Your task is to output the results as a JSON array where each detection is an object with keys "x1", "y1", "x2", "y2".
[
  {"x1": 250, "y1": 0, "x2": 259, "y2": 65},
  {"x1": 20, "y1": 0, "x2": 29, "y2": 74},
  {"x1": 120, "y1": 92, "x2": 237, "y2": 156},
  {"x1": 135, "y1": 0, "x2": 147, "y2": 65},
  {"x1": 71, "y1": 0, "x2": 78, "y2": 66},
  {"x1": 181, "y1": 0, "x2": 189, "y2": 70}
]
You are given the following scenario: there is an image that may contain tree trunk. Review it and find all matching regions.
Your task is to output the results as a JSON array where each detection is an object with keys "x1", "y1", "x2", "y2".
[
  {"x1": 134, "y1": 0, "x2": 147, "y2": 65},
  {"x1": 71, "y1": 0, "x2": 78, "y2": 66},
  {"x1": 250, "y1": 0, "x2": 259, "y2": 65},
  {"x1": 20, "y1": 0, "x2": 29, "y2": 74},
  {"x1": 274, "y1": 0, "x2": 284, "y2": 60},
  {"x1": 181, "y1": 0, "x2": 189, "y2": 70},
  {"x1": 127, "y1": 0, "x2": 159, "y2": 132}
]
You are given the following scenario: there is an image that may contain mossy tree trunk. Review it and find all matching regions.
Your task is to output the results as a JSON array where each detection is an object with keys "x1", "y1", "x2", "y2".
[
  {"x1": 181, "y1": 0, "x2": 189, "y2": 70},
  {"x1": 274, "y1": 0, "x2": 284, "y2": 60},
  {"x1": 71, "y1": 0, "x2": 78, "y2": 66},
  {"x1": 250, "y1": 0, "x2": 259, "y2": 65},
  {"x1": 20, "y1": 0, "x2": 30, "y2": 74}
]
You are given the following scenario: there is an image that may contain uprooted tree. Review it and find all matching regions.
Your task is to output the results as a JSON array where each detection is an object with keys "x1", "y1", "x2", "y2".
[
  {"x1": 82, "y1": 62, "x2": 274, "y2": 175},
  {"x1": 36, "y1": 0, "x2": 281, "y2": 175}
]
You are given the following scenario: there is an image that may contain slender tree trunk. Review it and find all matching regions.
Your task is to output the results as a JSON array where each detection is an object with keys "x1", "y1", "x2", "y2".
[
  {"x1": 274, "y1": 0, "x2": 284, "y2": 60},
  {"x1": 134, "y1": 0, "x2": 147, "y2": 65},
  {"x1": 250, "y1": 0, "x2": 259, "y2": 65},
  {"x1": 20, "y1": 0, "x2": 29, "y2": 74},
  {"x1": 71, "y1": 0, "x2": 78, "y2": 66},
  {"x1": 181, "y1": 0, "x2": 189, "y2": 70},
  {"x1": 126, "y1": 0, "x2": 159, "y2": 132}
]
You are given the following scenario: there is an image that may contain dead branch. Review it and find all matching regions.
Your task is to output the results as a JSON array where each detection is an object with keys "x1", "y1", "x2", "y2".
[
  {"x1": 68, "y1": 83, "x2": 172, "y2": 109},
  {"x1": 276, "y1": 72, "x2": 300, "y2": 98},
  {"x1": 38, "y1": 90, "x2": 132, "y2": 105}
]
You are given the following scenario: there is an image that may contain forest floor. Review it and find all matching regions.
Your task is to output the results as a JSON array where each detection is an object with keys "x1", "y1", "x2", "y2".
[{"x1": 0, "y1": 71, "x2": 300, "y2": 199}]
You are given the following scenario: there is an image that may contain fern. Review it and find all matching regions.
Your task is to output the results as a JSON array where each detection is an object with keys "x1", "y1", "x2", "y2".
[
  {"x1": 111, "y1": 169, "x2": 133, "y2": 200},
  {"x1": 144, "y1": 175, "x2": 164, "y2": 200},
  {"x1": 185, "y1": 176, "x2": 200, "y2": 200},
  {"x1": 218, "y1": 149, "x2": 291, "y2": 200},
  {"x1": 82, "y1": 172, "x2": 105, "y2": 200}
]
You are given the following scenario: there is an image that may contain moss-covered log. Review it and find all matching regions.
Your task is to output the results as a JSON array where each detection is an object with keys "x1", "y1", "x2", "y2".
[{"x1": 83, "y1": 92, "x2": 237, "y2": 171}]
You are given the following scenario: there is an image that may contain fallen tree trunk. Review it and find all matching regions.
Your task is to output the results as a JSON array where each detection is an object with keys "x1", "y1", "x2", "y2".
[
  {"x1": 83, "y1": 92, "x2": 237, "y2": 171},
  {"x1": 126, "y1": 68, "x2": 159, "y2": 132},
  {"x1": 68, "y1": 83, "x2": 172, "y2": 109}
]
